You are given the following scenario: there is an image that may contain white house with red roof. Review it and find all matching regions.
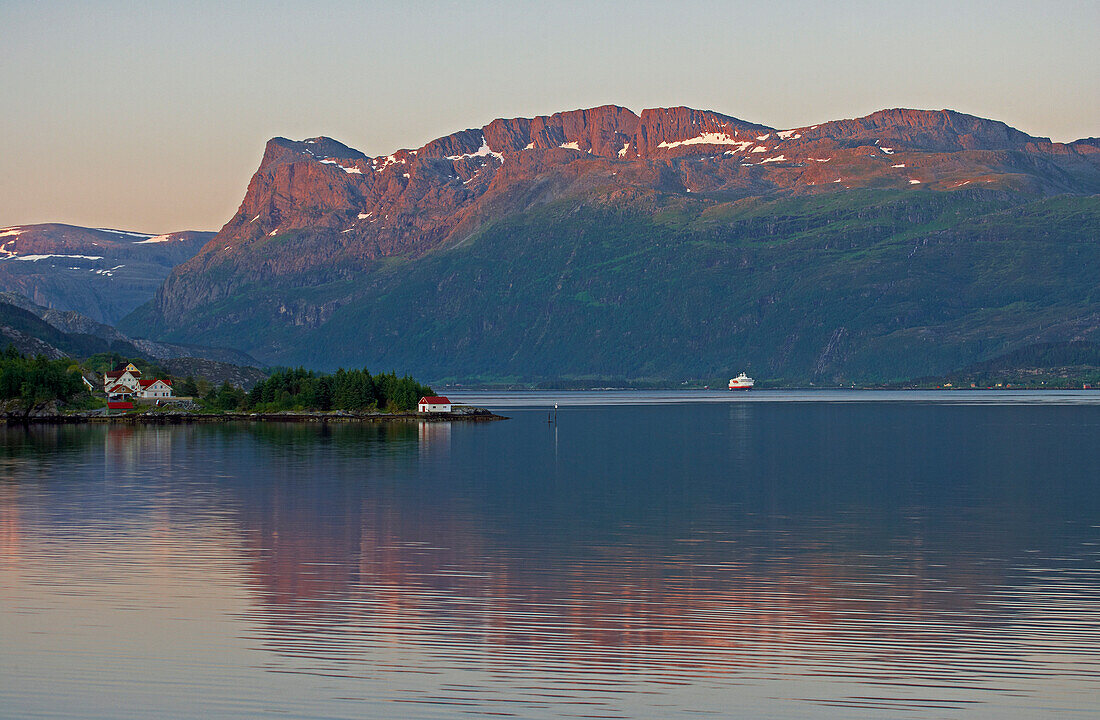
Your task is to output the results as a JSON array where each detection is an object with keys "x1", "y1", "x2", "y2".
[
  {"x1": 417, "y1": 396, "x2": 451, "y2": 413},
  {"x1": 137, "y1": 378, "x2": 173, "y2": 399},
  {"x1": 102, "y1": 362, "x2": 174, "y2": 402},
  {"x1": 106, "y1": 383, "x2": 134, "y2": 401},
  {"x1": 103, "y1": 362, "x2": 142, "y2": 392}
]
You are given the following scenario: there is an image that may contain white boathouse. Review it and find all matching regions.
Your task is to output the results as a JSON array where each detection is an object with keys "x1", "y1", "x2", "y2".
[{"x1": 417, "y1": 396, "x2": 452, "y2": 413}]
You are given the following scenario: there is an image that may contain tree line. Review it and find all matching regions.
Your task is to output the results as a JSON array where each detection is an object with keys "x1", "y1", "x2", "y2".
[
  {"x1": 204, "y1": 367, "x2": 434, "y2": 413},
  {"x1": 0, "y1": 346, "x2": 88, "y2": 410},
  {"x1": 1, "y1": 345, "x2": 435, "y2": 415}
]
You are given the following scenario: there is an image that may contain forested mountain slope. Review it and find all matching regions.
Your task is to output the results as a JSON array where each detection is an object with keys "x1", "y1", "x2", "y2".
[{"x1": 120, "y1": 106, "x2": 1100, "y2": 383}]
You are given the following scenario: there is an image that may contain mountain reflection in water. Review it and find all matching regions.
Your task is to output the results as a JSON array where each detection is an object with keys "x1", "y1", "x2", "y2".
[{"x1": 1, "y1": 398, "x2": 1098, "y2": 719}]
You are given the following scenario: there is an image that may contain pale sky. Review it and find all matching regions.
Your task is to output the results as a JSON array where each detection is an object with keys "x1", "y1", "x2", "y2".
[{"x1": 1, "y1": 0, "x2": 1097, "y2": 233}]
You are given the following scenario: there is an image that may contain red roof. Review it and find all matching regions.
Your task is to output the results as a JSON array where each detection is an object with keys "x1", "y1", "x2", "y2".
[
  {"x1": 107, "y1": 384, "x2": 131, "y2": 394},
  {"x1": 105, "y1": 371, "x2": 124, "y2": 379},
  {"x1": 418, "y1": 396, "x2": 450, "y2": 404}
]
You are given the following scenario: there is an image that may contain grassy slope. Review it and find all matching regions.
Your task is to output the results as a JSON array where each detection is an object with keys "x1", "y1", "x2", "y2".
[{"x1": 132, "y1": 189, "x2": 1100, "y2": 384}]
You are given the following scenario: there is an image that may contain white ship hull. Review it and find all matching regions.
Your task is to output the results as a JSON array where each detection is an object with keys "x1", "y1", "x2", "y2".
[{"x1": 728, "y1": 373, "x2": 754, "y2": 390}]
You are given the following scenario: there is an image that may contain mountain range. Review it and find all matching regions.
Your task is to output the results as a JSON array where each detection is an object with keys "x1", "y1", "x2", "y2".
[
  {"x1": 69, "y1": 105, "x2": 1100, "y2": 383},
  {"x1": 0, "y1": 224, "x2": 213, "y2": 324},
  {"x1": 0, "y1": 291, "x2": 266, "y2": 387}
]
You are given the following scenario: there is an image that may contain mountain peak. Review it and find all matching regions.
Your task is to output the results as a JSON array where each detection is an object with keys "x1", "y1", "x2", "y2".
[
  {"x1": 802, "y1": 108, "x2": 1045, "y2": 151},
  {"x1": 256, "y1": 105, "x2": 1077, "y2": 176},
  {"x1": 205, "y1": 103, "x2": 1097, "y2": 271}
]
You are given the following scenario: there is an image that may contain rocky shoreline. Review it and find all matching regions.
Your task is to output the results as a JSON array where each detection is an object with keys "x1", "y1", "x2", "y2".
[{"x1": 0, "y1": 406, "x2": 506, "y2": 425}]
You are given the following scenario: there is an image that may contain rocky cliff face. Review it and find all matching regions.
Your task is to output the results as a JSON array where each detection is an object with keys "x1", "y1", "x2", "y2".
[
  {"x1": 147, "y1": 105, "x2": 1100, "y2": 329},
  {"x1": 124, "y1": 105, "x2": 1100, "y2": 382}
]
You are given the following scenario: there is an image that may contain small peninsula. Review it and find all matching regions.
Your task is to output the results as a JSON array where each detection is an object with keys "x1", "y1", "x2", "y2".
[{"x1": 0, "y1": 349, "x2": 504, "y2": 424}]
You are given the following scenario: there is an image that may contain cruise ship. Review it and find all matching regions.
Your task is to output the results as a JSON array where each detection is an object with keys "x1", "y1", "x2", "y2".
[{"x1": 728, "y1": 373, "x2": 754, "y2": 390}]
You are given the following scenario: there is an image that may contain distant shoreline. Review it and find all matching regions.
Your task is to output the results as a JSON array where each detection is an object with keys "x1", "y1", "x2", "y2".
[
  {"x1": 445, "y1": 385, "x2": 1098, "y2": 393},
  {"x1": 1, "y1": 409, "x2": 508, "y2": 425}
]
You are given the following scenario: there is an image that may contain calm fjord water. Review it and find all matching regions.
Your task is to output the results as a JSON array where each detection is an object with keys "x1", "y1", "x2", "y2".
[{"x1": 1, "y1": 391, "x2": 1098, "y2": 719}]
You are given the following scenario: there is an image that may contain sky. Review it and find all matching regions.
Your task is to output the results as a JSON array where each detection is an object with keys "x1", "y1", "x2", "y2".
[{"x1": 1, "y1": 0, "x2": 1097, "y2": 233}]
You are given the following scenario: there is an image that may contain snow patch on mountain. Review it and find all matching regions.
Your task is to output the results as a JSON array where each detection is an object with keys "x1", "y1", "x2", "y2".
[
  {"x1": 10, "y1": 254, "x2": 105, "y2": 262},
  {"x1": 95, "y1": 228, "x2": 154, "y2": 238},
  {"x1": 658, "y1": 133, "x2": 751, "y2": 150},
  {"x1": 447, "y1": 135, "x2": 504, "y2": 163},
  {"x1": 320, "y1": 159, "x2": 363, "y2": 174}
]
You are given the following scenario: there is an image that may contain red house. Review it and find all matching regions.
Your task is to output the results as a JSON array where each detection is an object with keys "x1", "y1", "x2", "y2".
[{"x1": 417, "y1": 396, "x2": 452, "y2": 413}]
